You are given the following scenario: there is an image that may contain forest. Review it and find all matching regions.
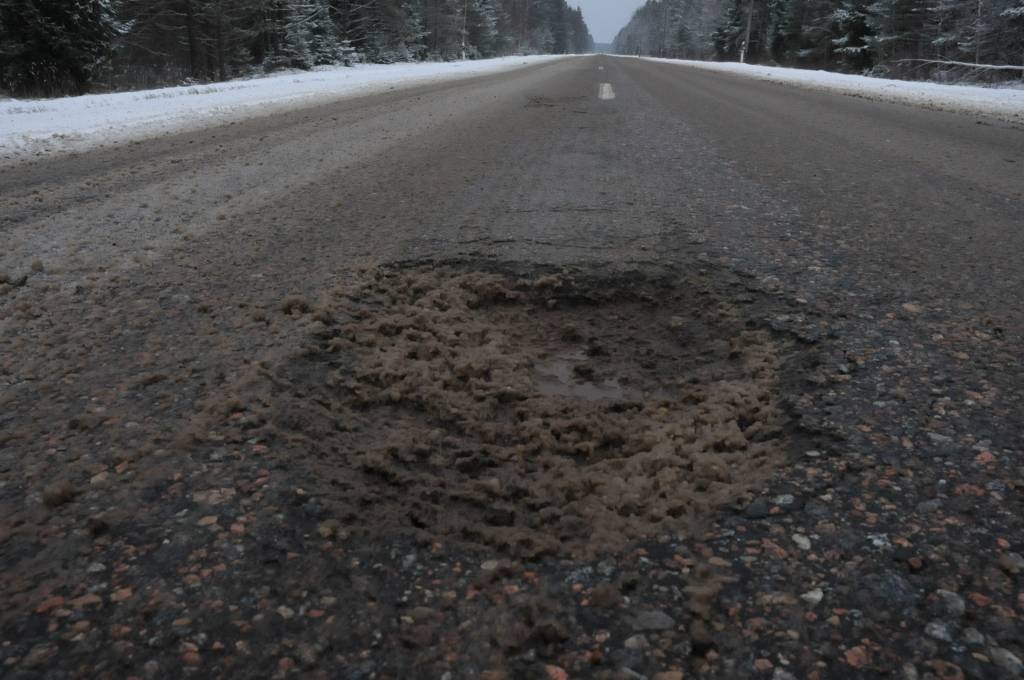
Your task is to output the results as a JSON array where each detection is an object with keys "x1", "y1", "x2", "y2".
[
  {"x1": 0, "y1": 0, "x2": 593, "y2": 97},
  {"x1": 613, "y1": 0, "x2": 1024, "y2": 80}
]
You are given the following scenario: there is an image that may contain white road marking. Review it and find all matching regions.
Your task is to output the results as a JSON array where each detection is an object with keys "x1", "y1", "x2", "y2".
[{"x1": 598, "y1": 83, "x2": 616, "y2": 100}]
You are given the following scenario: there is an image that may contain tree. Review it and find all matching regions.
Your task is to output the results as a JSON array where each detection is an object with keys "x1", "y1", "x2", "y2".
[
  {"x1": 0, "y1": 0, "x2": 122, "y2": 95},
  {"x1": 832, "y1": 0, "x2": 874, "y2": 70},
  {"x1": 280, "y1": 0, "x2": 343, "y2": 68},
  {"x1": 614, "y1": 0, "x2": 1021, "y2": 79},
  {"x1": 0, "y1": 0, "x2": 593, "y2": 95}
]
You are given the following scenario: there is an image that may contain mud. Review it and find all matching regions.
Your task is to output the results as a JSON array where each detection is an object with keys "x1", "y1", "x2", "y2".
[{"x1": 198, "y1": 263, "x2": 794, "y2": 559}]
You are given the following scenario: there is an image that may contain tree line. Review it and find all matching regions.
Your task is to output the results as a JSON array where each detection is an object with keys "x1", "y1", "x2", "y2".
[
  {"x1": 0, "y1": 0, "x2": 593, "y2": 97},
  {"x1": 613, "y1": 0, "x2": 1024, "y2": 80}
]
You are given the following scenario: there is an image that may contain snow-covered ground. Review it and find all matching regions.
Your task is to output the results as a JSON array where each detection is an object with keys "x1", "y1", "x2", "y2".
[
  {"x1": 0, "y1": 56, "x2": 568, "y2": 163},
  {"x1": 640, "y1": 57, "x2": 1024, "y2": 126}
]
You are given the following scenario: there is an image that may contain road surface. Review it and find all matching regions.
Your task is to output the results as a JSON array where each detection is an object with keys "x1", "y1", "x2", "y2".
[{"x1": 2, "y1": 55, "x2": 1023, "y2": 679}]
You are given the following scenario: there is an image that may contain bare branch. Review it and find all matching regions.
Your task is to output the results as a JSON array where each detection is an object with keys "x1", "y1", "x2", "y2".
[{"x1": 893, "y1": 59, "x2": 1024, "y2": 71}]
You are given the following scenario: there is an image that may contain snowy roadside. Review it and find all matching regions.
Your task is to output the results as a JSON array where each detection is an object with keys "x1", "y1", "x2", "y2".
[
  {"x1": 0, "y1": 55, "x2": 571, "y2": 164},
  {"x1": 638, "y1": 57, "x2": 1024, "y2": 127}
]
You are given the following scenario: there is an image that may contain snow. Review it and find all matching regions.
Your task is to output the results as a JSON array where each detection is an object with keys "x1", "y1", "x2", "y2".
[
  {"x1": 639, "y1": 57, "x2": 1024, "y2": 126},
  {"x1": 0, "y1": 56, "x2": 569, "y2": 163}
]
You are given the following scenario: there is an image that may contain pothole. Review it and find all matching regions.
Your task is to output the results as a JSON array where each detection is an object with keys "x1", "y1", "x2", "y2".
[{"x1": 202, "y1": 263, "x2": 800, "y2": 559}]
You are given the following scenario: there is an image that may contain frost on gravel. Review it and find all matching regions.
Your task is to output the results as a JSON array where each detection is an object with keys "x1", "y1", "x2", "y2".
[
  {"x1": 0, "y1": 56, "x2": 568, "y2": 163},
  {"x1": 641, "y1": 57, "x2": 1024, "y2": 126}
]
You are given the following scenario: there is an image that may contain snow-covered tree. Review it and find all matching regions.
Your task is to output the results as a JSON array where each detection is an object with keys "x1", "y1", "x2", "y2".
[
  {"x1": 278, "y1": 0, "x2": 342, "y2": 68},
  {"x1": 614, "y1": 0, "x2": 1022, "y2": 79},
  {"x1": 0, "y1": 0, "x2": 123, "y2": 95},
  {"x1": 0, "y1": 0, "x2": 594, "y2": 94}
]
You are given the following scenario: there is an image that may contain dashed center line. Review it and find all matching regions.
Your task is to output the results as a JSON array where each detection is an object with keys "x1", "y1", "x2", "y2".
[{"x1": 598, "y1": 83, "x2": 616, "y2": 100}]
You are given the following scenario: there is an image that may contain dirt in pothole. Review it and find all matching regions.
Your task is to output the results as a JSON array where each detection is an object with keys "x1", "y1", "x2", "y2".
[{"x1": 195, "y1": 263, "x2": 797, "y2": 559}]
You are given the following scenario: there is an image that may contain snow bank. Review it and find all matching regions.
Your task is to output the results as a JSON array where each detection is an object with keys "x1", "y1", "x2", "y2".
[
  {"x1": 640, "y1": 57, "x2": 1024, "y2": 126},
  {"x1": 0, "y1": 56, "x2": 568, "y2": 163}
]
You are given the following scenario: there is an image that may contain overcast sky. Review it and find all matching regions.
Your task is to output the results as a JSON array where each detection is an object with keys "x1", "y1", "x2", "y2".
[{"x1": 573, "y1": 0, "x2": 648, "y2": 43}]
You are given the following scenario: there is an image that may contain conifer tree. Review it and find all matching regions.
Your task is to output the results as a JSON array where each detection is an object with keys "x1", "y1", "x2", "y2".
[{"x1": 0, "y1": 0, "x2": 122, "y2": 95}]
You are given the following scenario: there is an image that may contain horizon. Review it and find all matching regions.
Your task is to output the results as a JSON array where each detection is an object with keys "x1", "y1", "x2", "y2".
[{"x1": 573, "y1": 0, "x2": 648, "y2": 44}]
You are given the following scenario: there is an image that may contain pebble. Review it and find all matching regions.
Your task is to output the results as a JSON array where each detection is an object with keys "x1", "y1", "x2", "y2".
[
  {"x1": 925, "y1": 660, "x2": 963, "y2": 679},
  {"x1": 296, "y1": 643, "x2": 319, "y2": 665},
  {"x1": 963, "y1": 627, "x2": 985, "y2": 646},
  {"x1": 744, "y1": 497, "x2": 772, "y2": 519},
  {"x1": 35, "y1": 596, "x2": 65, "y2": 614},
  {"x1": 631, "y1": 610, "x2": 676, "y2": 631},
  {"x1": 801, "y1": 588, "x2": 824, "y2": 606},
  {"x1": 545, "y1": 665, "x2": 568, "y2": 680},
  {"x1": 407, "y1": 606, "x2": 436, "y2": 623},
  {"x1": 23, "y1": 644, "x2": 57, "y2": 668},
  {"x1": 70, "y1": 593, "x2": 102, "y2": 607},
  {"x1": 110, "y1": 588, "x2": 133, "y2": 603},
  {"x1": 653, "y1": 673, "x2": 684, "y2": 680},
  {"x1": 590, "y1": 583, "x2": 623, "y2": 608},
  {"x1": 845, "y1": 646, "x2": 870, "y2": 668},
  {"x1": 317, "y1": 520, "x2": 341, "y2": 539},
  {"x1": 481, "y1": 672, "x2": 509, "y2": 680},
  {"x1": 934, "y1": 589, "x2": 965, "y2": 617},
  {"x1": 863, "y1": 572, "x2": 918, "y2": 609},
  {"x1": 998, "y1": 552, "x2": 1024, "y2": 574},
  {"x1": 989, "y1": 648, "x2": 1023, "y2": 675},
  {"x1": 868, "y1": 533, "x2": 892, "y2": 549},
  {"x1": 42, "y1": 481, "x2": 76, "y2": 508},
  {"x1": 624, "y1": 634, "x2": 650, "y2": 650},
  {"x1": 924, "y1": 621, "x2": 955, "y2": 642},
  {"x1": 792, "y1": 534, "x2": 811, "y2": 550}
]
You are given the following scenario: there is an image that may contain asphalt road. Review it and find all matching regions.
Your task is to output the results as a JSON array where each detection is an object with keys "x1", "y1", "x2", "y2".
[
  {"x1": 2, "y1": 56, "x2": 1023, "y2": 679},
  {"x1": 4, "y1": 55, "x2": 1021, "y2": 307}
]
